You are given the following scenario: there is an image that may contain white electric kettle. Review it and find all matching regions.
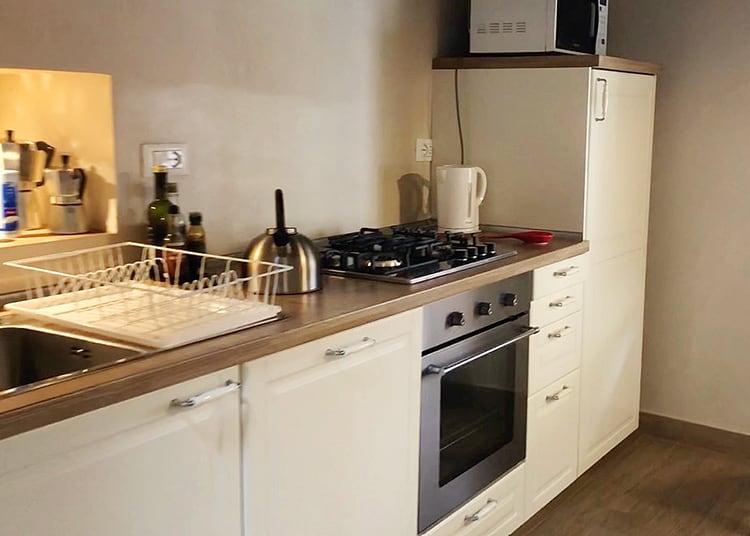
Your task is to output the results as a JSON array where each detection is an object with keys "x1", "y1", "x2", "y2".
[{"x1": 435, "y1": 165, "x2": 487, "y2": 233}]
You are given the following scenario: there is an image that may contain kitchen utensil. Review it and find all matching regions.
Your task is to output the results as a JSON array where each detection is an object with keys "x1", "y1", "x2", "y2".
[
  {"x1": 482, "y1": 230, "x2": 554, "y2": 245},
  {"x1": 46, "y1": 154, "x2": 87, "y2": 234},
  {"x1": 244, "y1": 189, "x2": 322, "y2": 294},
  {"x1": 435, "y1": 165, "x2": 487, "y2": 233},
  {"x1": 3, "y1": 131, "x2": 49, "y2": 232}
]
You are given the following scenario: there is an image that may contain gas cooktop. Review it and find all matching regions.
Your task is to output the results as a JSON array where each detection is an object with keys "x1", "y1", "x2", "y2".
[{"x1": 316, "y1": 225, "x2": 517, "y2": 284}]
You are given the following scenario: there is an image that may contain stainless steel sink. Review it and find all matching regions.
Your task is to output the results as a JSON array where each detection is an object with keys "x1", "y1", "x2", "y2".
[{"x1": 0, "y1": 325, "x2": 144, "y2": 395}]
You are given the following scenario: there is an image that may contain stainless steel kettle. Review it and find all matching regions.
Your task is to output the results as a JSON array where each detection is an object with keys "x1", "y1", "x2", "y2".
[{"x1": 244, "y1": 189, "x2": 321, "y2": 294}]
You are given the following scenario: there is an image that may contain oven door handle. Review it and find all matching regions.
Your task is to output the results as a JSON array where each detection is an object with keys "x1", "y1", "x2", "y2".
[{"x1": 425, "y1": 326, "x2": 540, "y2": 376}]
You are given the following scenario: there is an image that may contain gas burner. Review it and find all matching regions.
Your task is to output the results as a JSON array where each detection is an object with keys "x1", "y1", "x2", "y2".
[{"x1": 317, "y1": 224, "x2": 517, "y2": 284}]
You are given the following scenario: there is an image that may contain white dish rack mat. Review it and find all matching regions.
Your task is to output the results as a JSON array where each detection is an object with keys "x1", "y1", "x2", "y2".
[{"x1": 4, "y1": 242, "x2": 293, "y2": 348}]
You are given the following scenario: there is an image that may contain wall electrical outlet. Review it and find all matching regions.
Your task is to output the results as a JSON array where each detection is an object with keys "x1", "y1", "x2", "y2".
[
  {"x1": 416, "y1": 138, "x2": 433, "y2": 162},
  {"x1": 141, "y1": 143, "x2": 190, "y2": 177}
]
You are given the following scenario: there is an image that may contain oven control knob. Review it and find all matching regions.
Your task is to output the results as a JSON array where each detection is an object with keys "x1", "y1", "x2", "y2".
[
  {"x1": 476, "y1": 302, "x2": 493, "y2": 316},
  {"x1": 500, "y1": 293, "x2": 519, "y2": 307},
  {"x1": 447, "y1": 311, "x2": 466, "y2": 327}
]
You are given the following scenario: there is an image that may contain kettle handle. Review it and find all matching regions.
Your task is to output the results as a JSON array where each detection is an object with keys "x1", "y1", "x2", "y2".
[
  {"x1": 475, "y1": 167, "x2": 487, "y2": 206},
  {"x1": 74, "y1": 168, "x2": 87, "y2": 200}
]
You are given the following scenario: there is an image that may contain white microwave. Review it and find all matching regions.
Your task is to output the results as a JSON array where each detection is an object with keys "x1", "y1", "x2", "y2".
[{"x1": 470, "y1": 0, "x2": 608, "y2": 55}]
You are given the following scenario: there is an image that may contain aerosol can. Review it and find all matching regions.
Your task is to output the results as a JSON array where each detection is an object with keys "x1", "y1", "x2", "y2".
[{"x1": 0, "y1": 134, "x2": 20, "y2": 239}]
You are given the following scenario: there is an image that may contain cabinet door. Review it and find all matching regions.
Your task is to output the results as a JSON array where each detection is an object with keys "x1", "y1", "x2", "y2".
[
  {"x1": 243, "y1": 309, "x2": 422, "y2": 536},
  {"x1": 525, "y1": 370, "x2": 580, "y2": 518},
  {"x1": 579, "y1": 249, "x2": 647, "y2": 473},
  {"x1": 0, "y1": 367, "x2": 242, "y2": 536},
  {"x1": 585, "y1": 70, "x2": 656, "y2": 262}
]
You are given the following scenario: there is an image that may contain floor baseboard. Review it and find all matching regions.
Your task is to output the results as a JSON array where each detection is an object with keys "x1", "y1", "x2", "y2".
[{"x1": 639, "y1": 412, "x2": 750, "y2": 459}]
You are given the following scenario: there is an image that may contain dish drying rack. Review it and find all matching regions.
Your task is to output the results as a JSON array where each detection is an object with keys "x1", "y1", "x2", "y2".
[{"x1": 3, "y1": 242, "x2": 293, "y2": 348}]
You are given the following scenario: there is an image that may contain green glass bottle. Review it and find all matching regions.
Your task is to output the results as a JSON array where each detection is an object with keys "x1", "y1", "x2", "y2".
[{"x1": 146, "y1": 165, "x2": 173, "y2": 246}]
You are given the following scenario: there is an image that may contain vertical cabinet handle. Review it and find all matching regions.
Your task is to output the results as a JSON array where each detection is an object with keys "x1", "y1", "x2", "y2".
[
  {"x1": 549, "y1": 295, "x2": 576, "y2": 308},
  {"x1": 325, "y1": 337, "x2": 376, "y2": 358},
  {"x1": 595, "y1": 77, "x2": 608, "y2": 122},
  {"x1": 546, "y1": 385, "x2": 573, "y2": 403},
  {"x1": 170, "y1": 380, "x2": 240, "y2": 409},
  {"x1": 553, "y1": 266, "x2": 580, "y2": 277},
  {"x1": 464, "y1": 499, "x2": 498, "y2": 524}
]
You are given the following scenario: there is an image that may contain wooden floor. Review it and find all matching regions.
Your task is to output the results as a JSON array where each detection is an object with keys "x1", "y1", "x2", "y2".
[{"x1": 514, "y1": 431, "x2": 750, "y2": 535}]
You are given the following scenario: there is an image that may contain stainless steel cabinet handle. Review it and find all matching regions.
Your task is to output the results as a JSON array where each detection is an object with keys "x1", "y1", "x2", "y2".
[
  {"x1": 465, "y1": 499, "x2": 498, "y2": 524},
  {"x1": 325, "y1": 337, "x2": 376, "y2": 357},
  {"x1": 425, "y1": 326, "x2": 540, "y2": 376},
  {"x1": 546, "y1": 385, "x2": 573, "y2": 403},
  {"x1": 595, "y1": 77, "x2": 608, "y2": 122},
  {"x1": 170, "y1": 380, "x2": 240, "y2": 409},
  {"x1": 553, "y1": 266, "x2": 580, "y2": 277},
  {"x1": 549, "y1": 295, "x2": 576, "y2": 308},
  {"x1": 548, "y1": 326, "x2": 574, "y2": 339}
]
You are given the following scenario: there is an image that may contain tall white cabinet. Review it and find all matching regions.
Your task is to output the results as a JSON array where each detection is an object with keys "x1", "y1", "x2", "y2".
[
  {"x1": 0, "y1": 367, "x2": 242, "y2": 536},
  {"x1": 432, "y1": 64, "x2": 656, "y2": 474},
  {"x1": 242, "y1": 309, "x2": 422, "y2": 536}
]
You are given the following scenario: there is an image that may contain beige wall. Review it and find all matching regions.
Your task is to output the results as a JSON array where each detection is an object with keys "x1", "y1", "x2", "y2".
[
  {"x1": 0, "y1": 0, "x2": 440, "y2": 256},
  {"x1": 610, "y1": 1, "x2": 750, "y2": 435}
]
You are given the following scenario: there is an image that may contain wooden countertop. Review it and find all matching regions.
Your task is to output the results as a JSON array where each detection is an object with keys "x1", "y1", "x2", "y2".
[
  {"x1": 433, "y1": 55, "x2": 660, "y2": 75},
  {"x1": 0, "y1": 236, "x2": 588, "y2": 440}
]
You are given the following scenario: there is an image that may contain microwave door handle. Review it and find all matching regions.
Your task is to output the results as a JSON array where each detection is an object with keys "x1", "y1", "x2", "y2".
[
  {"x1": 590, "y1": 0, "x2": 599, "y2": 40},
  {"x1": 425, "y1": 326, "x2": 540, "y2": 376}
]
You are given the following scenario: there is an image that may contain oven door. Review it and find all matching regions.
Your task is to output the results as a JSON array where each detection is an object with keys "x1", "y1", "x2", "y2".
[{"x1": 418, "y1": 320, "x2": 537, "y2": 533}]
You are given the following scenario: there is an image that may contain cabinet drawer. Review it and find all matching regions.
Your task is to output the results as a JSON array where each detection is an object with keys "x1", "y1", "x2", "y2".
[
  {"x1": 422, "y1": 464, "x2": 525, "y2": 536},
  {"x1": 530, "y1": 283, "x2": 583, "y2": 328},
  {"x1": 528, "y1": 312, "x2": 582, "y2": 396},
  {"x1": 525, "y1": 369, "x2": 580, "y2": 519},
  {"x1": 533, "y1": 253, "x2": 588, "y2": 299},
  {"x1": 257, "y1": 308, "x2": 422, "y2": 379}
]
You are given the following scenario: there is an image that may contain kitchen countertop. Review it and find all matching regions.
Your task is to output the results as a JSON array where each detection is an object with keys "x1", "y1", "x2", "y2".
[
  {"x1": 0, "y1": 235, "x2": 588, "y2": 441},
  {"x1": 433, "y1": 55, "x2": 661, "y2": 75}
]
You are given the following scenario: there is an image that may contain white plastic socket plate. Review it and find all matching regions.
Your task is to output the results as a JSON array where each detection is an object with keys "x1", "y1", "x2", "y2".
[
  {"x1": 141, "y1": 143, "x2": 190, "y2": 177},
  {"x1": 416, "y1": 138, "x2": 433, "y2": 162}
]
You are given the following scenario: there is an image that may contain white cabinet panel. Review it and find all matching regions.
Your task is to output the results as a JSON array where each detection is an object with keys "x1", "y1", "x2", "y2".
[
  {"x1": 528, "y1": 312, "x2": 582, "y2": 396},
  {"x1": 0, "y1": 368, "x2": 242, "y2": 536},
  {"x1": 532, "y1": 253, "x2": 589, "y2": 299},
  {"x1": 579, "y1": 249, "x2": 647, "y2": 472},
  {"x1": 243, "y1": 309, "x2": 422, "y2": 536},
  {"x1": 525, "y1": 369, "x2": 580, "y2": 518},
  {"x1": 530, "y1": 283, "x2": 584, "y2": 328},
  {"x1": 421, "y1": 464, "x2": 525, "y2": 536},
  {"x1": 585, "y1": 70, "x2": 656, "y2": 262}
]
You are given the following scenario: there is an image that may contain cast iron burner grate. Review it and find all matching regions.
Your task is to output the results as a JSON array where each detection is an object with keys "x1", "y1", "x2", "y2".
[{"x1": 316, "y1": 225, "x2": 517, "y2": 284}]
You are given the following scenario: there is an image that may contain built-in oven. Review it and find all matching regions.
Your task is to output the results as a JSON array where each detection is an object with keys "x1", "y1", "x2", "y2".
[{"x1": 418, "y1": 273, "x2": 537, "y2": 533}]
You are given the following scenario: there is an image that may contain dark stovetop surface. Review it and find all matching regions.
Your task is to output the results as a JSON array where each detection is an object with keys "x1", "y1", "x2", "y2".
[{"x1": 315, "y1": 223, "x2": 517, "y2": 284}]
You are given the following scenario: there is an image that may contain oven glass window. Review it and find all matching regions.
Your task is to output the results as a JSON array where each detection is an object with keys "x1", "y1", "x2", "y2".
[{"x1": 439, "y1": 344, "x2": 516, "y2": 486}]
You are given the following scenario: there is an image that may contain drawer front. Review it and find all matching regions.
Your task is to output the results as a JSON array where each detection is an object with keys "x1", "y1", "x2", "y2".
[
  {"x1": 422, "y1": 464, "x2": 525, "y2": 536},
  {"x1": 530, "y1": 283, "x2": 584, "y2": 328},
  {"x1": 258, "y1": 308, "x2": 422, "y2": 379},
  {"x1": 533, "y1": 253, "x2": 588, "y2": 299},
  {"x1": 528, "y1": 312, "x2": 582, "y2": 396},
  {"x1": 525, "y1": 370, "x2": 580, "y2": 519}
]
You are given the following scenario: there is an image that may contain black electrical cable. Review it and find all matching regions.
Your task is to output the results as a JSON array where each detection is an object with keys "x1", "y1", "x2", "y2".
[{"x1": 454, "y1": 69, "x2": 465, "y2": 165}]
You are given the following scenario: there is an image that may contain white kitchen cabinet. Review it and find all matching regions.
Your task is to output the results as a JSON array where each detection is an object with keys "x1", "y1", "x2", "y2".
[
  {"x1": 0, "y1": 367, "x2": 242, "y2": 536},
  {"x1": 421, "y1": 464, "x2": 525, "y2": 536},
  {"x1": 242, "y1": 309, "x2": 422, "y2": 536},
  {"x1": 525, "y1": 369, "x2": 580, "y2": 518},
  {"x1": 578, "y1": 248, "x2": 647, "y2": 471},
  {"x1": 433, "y1": 64, "x2": 655, "y2": 476}
]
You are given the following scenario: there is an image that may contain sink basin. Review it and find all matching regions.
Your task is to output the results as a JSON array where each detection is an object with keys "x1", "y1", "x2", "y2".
[{"x1": 0, "y1": 325, "x2": 143, "y2": 395}]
